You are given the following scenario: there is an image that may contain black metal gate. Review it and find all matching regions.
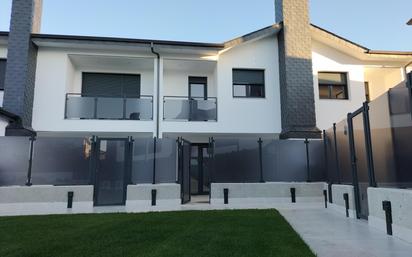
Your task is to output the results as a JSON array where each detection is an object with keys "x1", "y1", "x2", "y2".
[
  {"x1": 92, "y1": 137, "x2": 132, "y2": 206},
  {"x1": 178, "y1": 138, "x2": 191, "y2": 204},
  {"x1": 347, "y1": 102, "x2": 377, "y2": 219}
]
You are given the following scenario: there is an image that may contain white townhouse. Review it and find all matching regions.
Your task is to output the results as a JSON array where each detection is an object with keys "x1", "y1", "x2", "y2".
[{"x1": 0, "y1": 0, "x2": 412, "y2": 215}]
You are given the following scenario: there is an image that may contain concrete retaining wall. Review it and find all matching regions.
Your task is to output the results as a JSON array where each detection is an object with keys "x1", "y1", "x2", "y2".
[
  {"x1": 0, "y1": 185, "x2": 94, "y2": 216},
  {"x1": 126, "y1": 183, "x2": 181, "y2": 212},
  {"x1": 368, "y1": 187, "x2": 412, "y2": 243},
  {"x1": 330, "y1": 184, "x2": 356, "y2": 218},
  {"x1": 210, "y1": 182, "x2": 327, "y2": 205}
]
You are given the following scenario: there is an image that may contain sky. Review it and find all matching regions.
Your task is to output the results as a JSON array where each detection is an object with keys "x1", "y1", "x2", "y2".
[{"x1": 0, "y1": 0, "x2": 411, "y2": 51}]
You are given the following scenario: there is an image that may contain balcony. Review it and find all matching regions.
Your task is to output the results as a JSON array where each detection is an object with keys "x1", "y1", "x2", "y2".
[
  {"x1": 163, "y1": 96, "x2": 217, "y2": 121},
  {"x1": 65, "y1": 93, "x2": 153, "y2": 120}
]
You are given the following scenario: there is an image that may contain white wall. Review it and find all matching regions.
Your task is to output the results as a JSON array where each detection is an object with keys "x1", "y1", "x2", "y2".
[
  {"x1": 368, "y1": 187, "x2": 412, "y2": 243},
  {"x1": 312, "y1": 40, "x2": 366, "y2": 130},
  {"x1": 364, "y1": 67, "x2": 404, "y2": 100},
  {"x1": 0, "y1": 45, "x2": 6, "y2": 107},
  {"x1": 33, "y1": 48, "x2": 156, "y2": 134},
  {"x1": 0, "y1": 117, "x2": 7, "y2": 136},
  {"x1": 161, "y1": 35, "x2": 282, "y2": 136}
]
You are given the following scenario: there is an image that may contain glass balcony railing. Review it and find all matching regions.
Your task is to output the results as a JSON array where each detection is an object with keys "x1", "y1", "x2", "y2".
[
  {"x1": 163, "y1": 96, "x2": 217, "y2": 121},
  {"x1": 65, "y1": 93, "x2": 153, "y2": 120}
]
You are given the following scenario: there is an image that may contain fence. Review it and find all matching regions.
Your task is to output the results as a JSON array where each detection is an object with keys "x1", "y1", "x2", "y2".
[
  {"x1": 324, "y1": 82, "x2": 412, "y2": 190},
  {"x1": 0, "y1": 136, "x2": 177, "y2": 187},
  {"x1": 324, "y1": 77, "x2": 412, "y2": 218},
  {"x1": 211, "y1": 138, "x2": 326, "y2": 183},
  {"x1": 0, "y1": 135, "x2": 327, "y2": 187}
]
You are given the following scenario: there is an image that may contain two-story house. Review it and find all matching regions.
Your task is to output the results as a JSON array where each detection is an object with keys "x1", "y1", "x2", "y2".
[{"x1": 0, "y1": 0, "x2": 411, "y2": 212}]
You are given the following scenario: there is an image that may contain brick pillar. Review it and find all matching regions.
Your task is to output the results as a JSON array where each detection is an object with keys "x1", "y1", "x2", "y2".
[
  {"x1": 275, "y1": 0, "x2": 320, "y2": 139},
  {"x1": 3, "y1": 0, "x2": 43, "y2": 128}
]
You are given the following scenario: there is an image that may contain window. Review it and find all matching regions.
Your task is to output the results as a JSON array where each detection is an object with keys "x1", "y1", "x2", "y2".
[
  {"x1": 82, "y1": 73, "x2": 141, "y2": 97},
  {"x1": 0, "y1": 59, "x2": 6, "y2": 91},
  {"x1": 318, "y1": 72, "x2": 348, "y2": 100},
  {"x1": 189, "y1": 76, "x2": 207, "y2": 99},
  {"x1": 233, "y1": 69, "x2": 265, "y2": 98}
]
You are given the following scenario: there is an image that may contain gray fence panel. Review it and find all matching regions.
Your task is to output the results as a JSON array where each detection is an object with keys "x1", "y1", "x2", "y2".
[
  {"x1": 0, "y1": 137, "x2": 30, "y2": 186},
  {"x1": 31, "y1": 137, "x2": 91, "y2": 185},
  {"x1": 369, "y1": 93, "x2": 397, "y2": 187},
  {"x1": 131, "y1": 138, "x2": 154, "y2": 184},
  {"x1": 308, "y1": 140, "x2": 327, "y2": 182},
  {"x1": 213, "y1": 139, "x2": 260, "y2": 183},
  {"x1": 335, "y1": 120, "x2": 352, "y2": 184},
  {"x1": 155, "y1": 138, "x2": 177, "y2": 183},
  {"x1": 325, "y1": 128, "x2": 339, "y2": 183}
]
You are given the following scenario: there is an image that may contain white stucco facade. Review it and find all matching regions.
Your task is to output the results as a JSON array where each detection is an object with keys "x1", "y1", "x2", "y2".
[
  {"x1": 32, "y1": 48, "x2": 157, "y2": 135},
  {"x1": 161, "y1": 35, "x2": 282, "y2": 136},
  {"x1": 311, "y1": 40, "x2": 367, "y2": 130},
  {"x1": 31, "y1": 35, "x2": 282, "y2": 138},
  {"x1": 3, "y1": 31, "x2": 408, "y2": 137}
]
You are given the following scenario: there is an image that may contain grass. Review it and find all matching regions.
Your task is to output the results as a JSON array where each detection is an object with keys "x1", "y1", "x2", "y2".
[{"x1": 0, "y1": 209, "x2": 314, "y2": 257}]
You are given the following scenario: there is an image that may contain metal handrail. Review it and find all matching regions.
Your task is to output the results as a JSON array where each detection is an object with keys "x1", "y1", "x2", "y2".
[
  {"x1": 65, "y1": 93, "x2": 154, "y2": 120},
  {"x1": 163, "y1": 96, "x2": 217, "y2": 121},
  {"x1": 66, "y1": 93, "x2": 153, "y2": 99},
  {"x1": 163, "y1": 96, "x2": 217, "y2": 100}
]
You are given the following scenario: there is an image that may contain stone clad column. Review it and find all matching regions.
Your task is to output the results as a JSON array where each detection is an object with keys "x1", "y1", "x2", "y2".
[
  {"x1": 275, "y1": 0, "x2": 320, "y2": 138},
  {"x1": 3, "y1": 0, "x2": 43, "y2": 128}
]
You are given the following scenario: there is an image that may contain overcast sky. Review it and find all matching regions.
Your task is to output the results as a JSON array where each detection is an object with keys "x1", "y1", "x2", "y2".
[{"x1": 0, "y1": 0, "x2": 411, "y2": 51}]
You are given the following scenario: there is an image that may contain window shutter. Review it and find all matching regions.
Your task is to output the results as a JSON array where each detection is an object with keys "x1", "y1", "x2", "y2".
[{"x1": 82, "y1": 73, "x2": 141, "y2": 97}]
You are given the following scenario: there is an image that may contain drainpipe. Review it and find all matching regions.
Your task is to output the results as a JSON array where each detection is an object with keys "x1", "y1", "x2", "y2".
[{"x1": 151, "y1": 42, "x2": 161, "y2": 139}]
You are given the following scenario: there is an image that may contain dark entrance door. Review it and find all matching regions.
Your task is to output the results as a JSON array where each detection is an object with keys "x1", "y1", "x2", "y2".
[
  {"x1": 190, "y1": 144, "x2": 211, "y2": 195},
  {"x1": 94, "y1": 138, "x2": 129, "y2": 206}
]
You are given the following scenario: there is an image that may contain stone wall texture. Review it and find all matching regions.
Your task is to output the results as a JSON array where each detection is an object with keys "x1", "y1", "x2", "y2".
[{"x1": 275, "y1": 0, "x2": 320, "y2": 138}]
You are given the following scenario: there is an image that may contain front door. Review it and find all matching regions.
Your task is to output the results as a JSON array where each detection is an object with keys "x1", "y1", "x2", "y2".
[
  {"x1": 94, "y1": 138, "x2": 129, "y2": 206},
  {"x1": 190, "y1": 144, "x2": 211, "y2": 195}
]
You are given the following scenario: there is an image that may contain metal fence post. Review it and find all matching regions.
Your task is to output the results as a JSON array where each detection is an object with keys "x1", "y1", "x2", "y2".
[
  {"x1": 258, "y1": 138, "x2": 264, "y2": 183},
  {"x1": 304, "y1": 138, "x2": 311, "y2": 182},
  {"x1": 25, "y1": 136, "x2": 35, "y2": 186},
  {"x1": 333, "y1": 123, "x2": 341, "y2": 184},
  {"x1": 152, "y1": 137, "x2": 157, "y2": 185},
  {"x1": 126, "y1": 136, "x2": 134, "y2": 185},
  {"x1": 323, "y1": 130, "x2": 329, "y2": 182},
  {"x1": 209, "y1": 137, "x2": 215, "y2": 184},
  {"x1": 362, "y1": 102, "x2": 377, "y2": 187},
  {"x1": 347, "y1": 113, "x2": 361, "y2": 219}
]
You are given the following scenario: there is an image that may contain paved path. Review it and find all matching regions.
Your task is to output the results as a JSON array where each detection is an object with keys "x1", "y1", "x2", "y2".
[{"x1": 279, "y1": 208, "x2": 412, "y2": 257}]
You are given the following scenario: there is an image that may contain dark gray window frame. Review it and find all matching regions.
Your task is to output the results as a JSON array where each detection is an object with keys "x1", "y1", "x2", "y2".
[
  {"x1": 318, "y1": 71, "x2": 349, "y2": 100},
  {"x1": 0, "y1": 58, "x2": 6, "y2": 91},
  {"x1": 232, "y1": 68, "x2": 266, "y2": 98},
  {"x1": 81, "y1": 72, "x2": 141, "y2": 97},
  {"x1": 188, "y1": 76, "x2": 208, "y2": 100}
]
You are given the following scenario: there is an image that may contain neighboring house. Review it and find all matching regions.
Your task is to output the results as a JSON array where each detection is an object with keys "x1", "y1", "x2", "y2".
[{"x1": 0, "y1": 0, "x2": 412, "y2": 213}]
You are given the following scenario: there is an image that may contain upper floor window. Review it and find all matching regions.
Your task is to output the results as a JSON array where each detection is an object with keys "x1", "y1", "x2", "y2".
[
  {"x1": 82, "y1": 73, "x2": 141, "y2": 97},
  {"x1": 189, "y1": 76, "x2": 207, "y2": 100},
  {"x1": 318, "y1": 72, "x2": 348, "y2": 100},
  {"x1": 0, "y1": 59, "x2": 6, "y2": 91},
  {"x1": 233, "y1": 69, "x2": 265, "y2": 98}
]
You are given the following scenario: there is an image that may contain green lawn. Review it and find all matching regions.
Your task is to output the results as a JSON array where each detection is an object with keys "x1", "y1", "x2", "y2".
[{"x1": 0, "y1": 209, "x2": 314, "y2": 257}]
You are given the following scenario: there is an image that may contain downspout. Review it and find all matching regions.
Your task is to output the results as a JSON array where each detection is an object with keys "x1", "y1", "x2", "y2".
[{"x1": 151, "y1": 42, "x2": 161, "y2": 138}]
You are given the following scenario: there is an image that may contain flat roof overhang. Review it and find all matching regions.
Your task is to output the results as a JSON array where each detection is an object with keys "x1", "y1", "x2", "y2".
[{"x1": 31, "y1": 33, "x2": 224, "y2": 56}]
